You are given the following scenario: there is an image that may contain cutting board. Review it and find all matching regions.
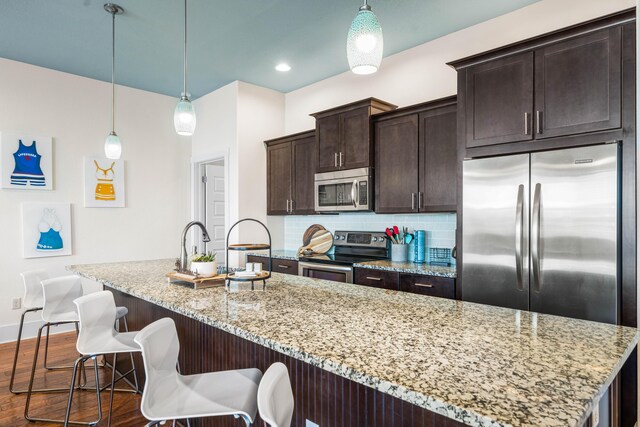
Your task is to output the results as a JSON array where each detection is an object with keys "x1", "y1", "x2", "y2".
[
  {"x1": 298, "y1": 229, "x2": 333, "y2": 255},
  {"x1": 302, "y1": 224, "x2": 326, "y2": 246}
]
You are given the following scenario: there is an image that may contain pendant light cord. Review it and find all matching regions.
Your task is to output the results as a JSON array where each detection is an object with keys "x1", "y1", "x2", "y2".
[
  {"x1": 183, "y1": 0, "x2": 187, "y2": 97},
  {"x1": 111, "y1": 9, "x2": 116, "y2": 132}
]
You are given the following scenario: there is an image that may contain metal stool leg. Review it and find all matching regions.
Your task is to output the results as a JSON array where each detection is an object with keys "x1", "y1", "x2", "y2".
[
  {"x1": 122, "y1": 315, "x2": 140, "y2": 394},
  {"x1": 107, "y1": 353, "x2": 117, "y2": 427},
  {"x1": 23, "y1": 322, "x2": 78, "y2": 400},
  {"x1": 9, "y1": 307, "x2": 41, "y2": 394},
  {"x1": 61, "y1": 355, "x2": 102, "y2": 426}
]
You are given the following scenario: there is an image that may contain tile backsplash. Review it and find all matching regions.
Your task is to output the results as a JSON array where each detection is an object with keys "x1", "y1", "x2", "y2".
[{"x1": 284, "y1": 212, "x2": 456, "y2": 263}]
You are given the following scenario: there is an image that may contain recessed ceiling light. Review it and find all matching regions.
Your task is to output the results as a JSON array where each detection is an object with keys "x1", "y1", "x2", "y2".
[{"x1": 275, "y1": 63, "x2": 291, "y2": 72}]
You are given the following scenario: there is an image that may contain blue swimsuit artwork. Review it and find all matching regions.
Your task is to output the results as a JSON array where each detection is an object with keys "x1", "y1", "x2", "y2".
[
  {"x1": 11, "y1": 140, "x2": 46, "y2": 187},
  {"x1": 37, "y1": 208, "x2": 63, "y2": 251}
]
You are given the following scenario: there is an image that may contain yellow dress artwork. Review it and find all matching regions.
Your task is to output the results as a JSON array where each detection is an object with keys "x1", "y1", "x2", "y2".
[{"x1": 94, "y1": 160, "x2": 116, "y2": 201}]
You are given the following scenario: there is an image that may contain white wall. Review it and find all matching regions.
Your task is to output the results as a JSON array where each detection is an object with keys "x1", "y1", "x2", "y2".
[
  {"x1": 192, "y1": 81, "x2": 285, "y2": 258},
  {"x1": 0, "y1": 58, "x2": 191, "y2": 341},
  {"x1": 284, "y1": 0, "x2": 635, "y2": 133}
]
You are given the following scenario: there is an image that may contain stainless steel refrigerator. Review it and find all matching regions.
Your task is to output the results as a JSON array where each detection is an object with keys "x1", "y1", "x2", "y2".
[{"x1": 462, "y1": 144, "x2": 619, "y2": 324}]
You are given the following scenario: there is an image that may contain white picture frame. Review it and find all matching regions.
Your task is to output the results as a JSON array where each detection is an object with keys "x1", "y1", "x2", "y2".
[
  {"x1": 83, "y1": 157, "x2": 126, "y2": 208},
  {"x1": 0, "y1": 132, "x2": 53, "y2": 190},
  {"x1": 22, "y1": 202, "x2": 72, "y2": 258}
]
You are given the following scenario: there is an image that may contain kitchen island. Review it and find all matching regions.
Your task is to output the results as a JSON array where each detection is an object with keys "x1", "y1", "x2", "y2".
[{"x1": 68, "y1": 259, "x2": 638, "y2": 427}]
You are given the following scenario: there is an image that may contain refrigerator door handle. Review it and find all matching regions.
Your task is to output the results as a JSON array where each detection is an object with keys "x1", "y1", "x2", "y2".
[
  {"x1": 532, "y1": 183, "x2": 542, "y2": 292},
  {"x1": 515, "y1": 184, "x2": 525, "y2": 290}
]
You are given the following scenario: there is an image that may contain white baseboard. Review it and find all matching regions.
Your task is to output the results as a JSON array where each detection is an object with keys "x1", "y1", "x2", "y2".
[{"x1": 0, "y1": 318, "x2": 75, "y2": 344}]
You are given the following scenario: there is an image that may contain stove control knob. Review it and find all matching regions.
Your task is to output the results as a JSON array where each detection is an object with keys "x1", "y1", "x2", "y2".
[
  {"x1": 340, "y1": 235, "x2": 346, "y2": 240},
  {"x1": 372, "y1": 237, "x2": 378, "y2": 242}
]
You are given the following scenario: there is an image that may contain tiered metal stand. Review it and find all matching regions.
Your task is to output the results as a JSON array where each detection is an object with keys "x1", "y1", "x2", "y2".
[{"x1": 225, "y1": 218, "x2": 272, "y2": 290}]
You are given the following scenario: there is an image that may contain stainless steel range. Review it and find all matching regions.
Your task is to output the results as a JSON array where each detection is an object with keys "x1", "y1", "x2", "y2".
[{"x1": 298, "y1": 231, "x2": 389, "y2": 283}]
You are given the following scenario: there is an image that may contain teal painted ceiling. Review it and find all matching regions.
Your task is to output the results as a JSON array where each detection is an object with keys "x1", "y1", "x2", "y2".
[{"x1": 0, "y1": 0, "x2": 540, "y2": 98}]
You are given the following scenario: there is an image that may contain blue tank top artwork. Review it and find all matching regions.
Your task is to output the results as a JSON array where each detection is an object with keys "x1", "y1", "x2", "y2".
[
  {"x1": 36, "y1": 208, "x2": 63, "y2": 251},
  {"x1": 11, "y1": 140, "x2": 46, "y2": 187}
]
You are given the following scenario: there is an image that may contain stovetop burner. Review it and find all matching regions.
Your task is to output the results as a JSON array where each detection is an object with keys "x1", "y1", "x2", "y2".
[{"x1": 299, "y1": 230, "x2": 390, "y2": 266}]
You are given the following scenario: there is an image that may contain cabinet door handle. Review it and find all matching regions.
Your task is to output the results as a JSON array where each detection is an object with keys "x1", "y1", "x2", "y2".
[
  {"x1": 418, "y1": 192, "x2": 423, "y2": 210},
  {"x1": 524, "y1": 112, "x2": 530, "y2": 135},
  {"x1": 334, "y1": 152, "x2": 338, "y2": 168},
  {"x1": 290, "y1": 199, "x2": 294, "y2": 213},
  {"x1": 411, "y1": 193, "x2": 416, "y2": 210},
  {"x1": 536, "y1": 111, "x2": 542, "y2": 134},
  {"x1": 414, "y1": 283, "x2": 433, "y2": 288},
  {"x1": 286, "y1": 200, "x2": 289, "y2": 213},
  {"x1": 277, "y1": 265, "x2": 290, "y2": 269},
  {"x1": 366, "y1": 276, "x2": 382, "y2": 281},
  {"x1": 339, "y1": 152, "x2": 343, "y2": 167}
]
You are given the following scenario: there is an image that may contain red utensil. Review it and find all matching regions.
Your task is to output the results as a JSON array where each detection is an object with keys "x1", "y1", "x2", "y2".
[
  {"x1": 393, "y1": 225, "x2": 400, "y2": 237},
  {"x1": 385, "y1": 228, "x2": 397, "y2": 244}
]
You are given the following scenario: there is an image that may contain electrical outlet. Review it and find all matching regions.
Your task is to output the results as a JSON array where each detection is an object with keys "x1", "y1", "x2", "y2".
[
  {"x1": 306, "y1": 420, "x2": 319, "y2": 427},
  {"x1": 11, "y1": 297, "x2": 21, "y2": 310}
]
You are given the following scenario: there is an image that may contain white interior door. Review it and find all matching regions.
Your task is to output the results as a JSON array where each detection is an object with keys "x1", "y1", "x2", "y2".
[{"x1": 204, "y1": 162, "x2": 226, "y2": 265}]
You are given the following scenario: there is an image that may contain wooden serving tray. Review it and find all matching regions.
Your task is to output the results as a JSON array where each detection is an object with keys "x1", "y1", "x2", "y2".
[{"x1": 166, "y1": 271, "x2": 226, "y2": 289}]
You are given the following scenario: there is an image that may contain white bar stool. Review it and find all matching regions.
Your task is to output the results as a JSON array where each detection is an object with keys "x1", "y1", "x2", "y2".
[
  {"x1": 10, "y1": 270, "x2": 51, "y2": 394},
  {"x1": 134, "y1": 317, "x2": 262, "y2": 427},
  {"x1": 257, "y1": 362, "x2": 294, "y2": 427},
  {"x1": 24, "y1": 275, "x2": 85, "y2": 423},
  {"x1": 61, "y1": 291, "x2": 141, "y2": 427},
  {"x1": 11, "y1": 270, "x2": 131, "y2": 394}
]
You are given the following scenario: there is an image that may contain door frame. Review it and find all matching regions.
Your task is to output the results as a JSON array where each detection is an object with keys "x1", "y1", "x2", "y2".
[{"x1": 191, "y1": 149, "x2": 230, "y2": 258}]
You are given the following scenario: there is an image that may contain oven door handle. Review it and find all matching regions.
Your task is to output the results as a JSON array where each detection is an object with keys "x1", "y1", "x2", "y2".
[{"x1": 297, "y1": 262, "x2": 354, "y2": 283}]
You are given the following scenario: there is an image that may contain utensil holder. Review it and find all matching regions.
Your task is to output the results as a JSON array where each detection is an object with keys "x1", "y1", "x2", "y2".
[{"x1": 391, "y1": 244, "x2": 409, "y2": 262}]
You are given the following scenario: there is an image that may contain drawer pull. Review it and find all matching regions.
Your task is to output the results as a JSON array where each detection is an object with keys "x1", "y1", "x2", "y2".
[
  {"x1": 277, "y1": 265, "x2": 290, "y2": 269},
  {"x1": 414, "y1": 283, "x2": 433, "y2": 288},
  {"x1": 366, "y1": 276, "x2": 382, "y2": 281}
]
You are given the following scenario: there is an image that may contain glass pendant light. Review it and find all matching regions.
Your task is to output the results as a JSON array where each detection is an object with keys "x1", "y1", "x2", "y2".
[
  {"x1": 347, "y1": 0, "x2": 383, "y2": 75},
  {"x1": 104, "y1": 3, "x2": 124, "y2": 160},
  {"x1": 174, "y1": 0, "x2": 196, "y2": 136}
]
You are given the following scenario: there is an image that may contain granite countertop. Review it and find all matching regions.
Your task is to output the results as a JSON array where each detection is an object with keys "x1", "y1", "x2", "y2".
[
  {"x1": 247, "y1": 250, "x2": 457, "y2": 278},
  {"x1": 355, "y1": 259, "x2": 456, "y2": 278},
  {"x1": 68, "y1": 259, "x2": 638, "y2": 427}
]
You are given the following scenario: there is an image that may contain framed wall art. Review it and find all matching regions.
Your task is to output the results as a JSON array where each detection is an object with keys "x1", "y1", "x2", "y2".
[
  {"x1": 21, "y1": 202, "x2": 72, "y2": 258},
  {"x1": 0, "y1": 132, "x2": 53, "y2": 190},
  {"x1": 83, "y1": 157, "x2": 126, "y2": 208}
]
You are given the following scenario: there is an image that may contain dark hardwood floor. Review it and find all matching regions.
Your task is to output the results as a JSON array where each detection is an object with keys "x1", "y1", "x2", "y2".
[{"x1": 0, "y1": 331, "x2": 146, "y2": 426}]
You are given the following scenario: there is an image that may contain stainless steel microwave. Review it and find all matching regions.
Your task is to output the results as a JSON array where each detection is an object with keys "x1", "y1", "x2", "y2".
[{"x1": 314, "y1": 168, "x2": 372, "y2": 212}]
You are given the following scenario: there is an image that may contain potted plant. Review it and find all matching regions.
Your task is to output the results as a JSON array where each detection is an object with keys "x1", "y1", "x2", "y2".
[{"x1": 190, "y1": 252, "x2": 217, "y2": 277}]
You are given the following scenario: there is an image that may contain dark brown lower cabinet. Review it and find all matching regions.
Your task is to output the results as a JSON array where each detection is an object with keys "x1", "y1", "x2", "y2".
[
  {"x1": 247, "y1": 255, "x2": 298, "y2": 275},
  {"x1": 355, "y1": 267, "x2": 455, "y2": 299},
  {"x1": 354, "y1": 268, "x2": 399, "y2": 290},
  {"x1": 399, "y1": 274, "x2": 455, "y2": 299},
  {"x1": 110, "y1": 287, "x2": 466, "y2": 427}
]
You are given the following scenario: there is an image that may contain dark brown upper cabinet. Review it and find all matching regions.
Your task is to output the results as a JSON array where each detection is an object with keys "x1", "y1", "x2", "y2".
[
  {"x1": 452, "y1": 18, "x2": 624, "y2": 150},
  {"x1": 311, "y1": 98, "x2": 397, "y2": 173},
  {"x1": 265, "y1": 130, "x2": 316, "y2": 216},
  {"x1": 374, "y1": 96, "x2": 457, "y2": 214},
  {"x1": 464, "y1": 52, "x2": 534, "y2": 147},
  {"x1": 534, "y1": 27, "x2": 621, "y2": 139}
]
